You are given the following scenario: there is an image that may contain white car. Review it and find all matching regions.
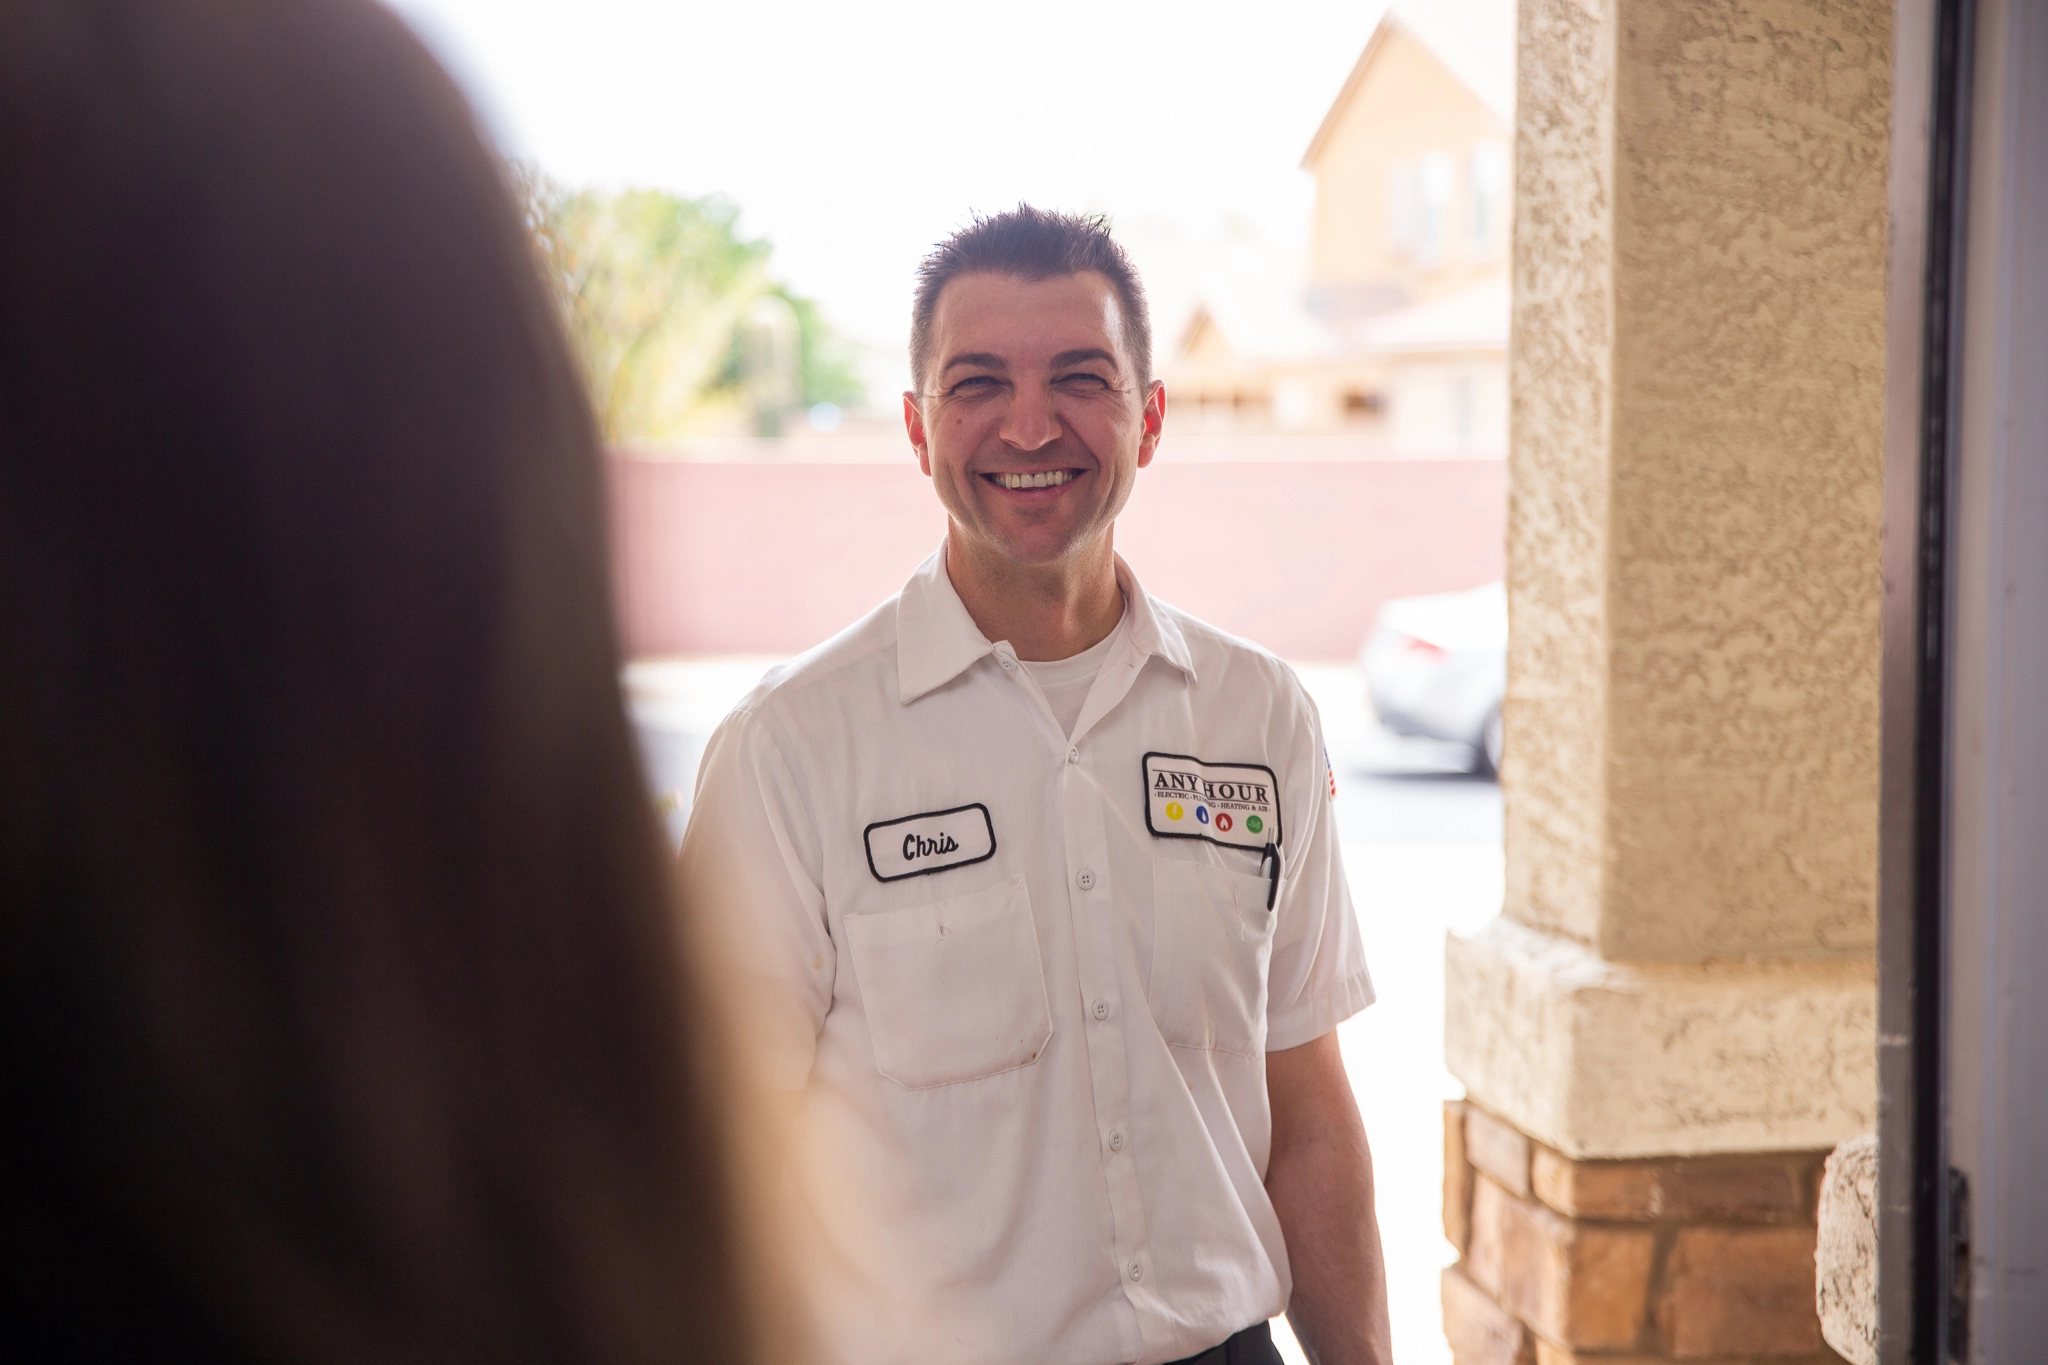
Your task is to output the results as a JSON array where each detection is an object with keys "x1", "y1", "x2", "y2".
[{"x1": 1360, "y1": 581, "x2": 1506, "y2": 775}]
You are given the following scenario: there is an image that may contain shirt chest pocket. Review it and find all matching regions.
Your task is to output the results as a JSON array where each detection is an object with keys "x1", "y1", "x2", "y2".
[
  {"x1": 843, "y1": 876, "x2": 1054, "y2": 1090},
  {"x1": 1148, "y1": 860, "x2": 1276, "y2": 1057}
]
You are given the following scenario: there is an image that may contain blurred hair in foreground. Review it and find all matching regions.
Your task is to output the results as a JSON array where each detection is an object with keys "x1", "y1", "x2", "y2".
[{"x1": 0, "y1": 1, "x2": 764, "y2": 1361}]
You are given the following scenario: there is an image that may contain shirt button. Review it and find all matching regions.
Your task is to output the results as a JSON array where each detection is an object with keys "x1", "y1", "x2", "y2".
[
  {"x1": 1068, "y1": 748, "x2": 1079, "y2": 763},
  {"x1": 1128, "y1": 1261, "x2": 1143, "y2": 1282},
  {"x1": 1109, "y1": 1129, "x2": 1125, "y2": 1151},
  {"x1": 999, "y1": 656, "x2": 1016, "y2": 670},
  {"x1": 1076, "y1": 869, "x2": 1095, "y2": 890},
  {"x1": 1093, "y1": 999, "x2": 1109, "y2": 1020}
]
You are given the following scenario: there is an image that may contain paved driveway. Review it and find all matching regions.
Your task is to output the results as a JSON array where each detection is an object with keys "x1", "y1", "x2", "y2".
[{"x1": 1290, "y1": 665, "x2": 1500, "y2": 1365}]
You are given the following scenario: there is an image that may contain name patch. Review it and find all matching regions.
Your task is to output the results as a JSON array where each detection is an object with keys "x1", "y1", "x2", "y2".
[
  {"x1": 864, "y1": 803, "x2": 997, "y2": 883},
  {"x1": 1143, "y1": 752, "x2": 1281, "y2": 852}
]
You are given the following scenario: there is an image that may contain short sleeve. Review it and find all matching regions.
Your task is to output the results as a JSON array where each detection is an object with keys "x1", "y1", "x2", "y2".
[
  {"x1": 1263, "y1": 685, "x2": 1374, "y2": 1052},
  {"x1": 676, "y1": 708, "x2": 832, "y2": 1090}
]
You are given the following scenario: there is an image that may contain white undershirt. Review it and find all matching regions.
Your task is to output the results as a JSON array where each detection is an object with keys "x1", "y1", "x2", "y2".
[{"x1": 1018, "y1": 604, "x2": 1131, "y2": 738}]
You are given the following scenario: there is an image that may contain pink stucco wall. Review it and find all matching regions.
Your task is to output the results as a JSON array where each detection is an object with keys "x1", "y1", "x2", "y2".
[{"x1": 608, "y1": 454, "x2": 1505, "y2": 662}]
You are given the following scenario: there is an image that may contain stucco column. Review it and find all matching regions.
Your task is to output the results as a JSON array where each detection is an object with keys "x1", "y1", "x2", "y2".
[{"x1": 1439, "y1": 0, "x2": 1890, "y2": 1359}]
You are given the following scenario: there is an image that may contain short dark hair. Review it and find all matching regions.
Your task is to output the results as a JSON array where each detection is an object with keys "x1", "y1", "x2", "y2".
[{"x1": 910, "y1": 205, "x2": 1153, "y2": 394}]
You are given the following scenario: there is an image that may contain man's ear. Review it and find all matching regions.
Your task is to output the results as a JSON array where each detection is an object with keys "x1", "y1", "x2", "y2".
[
  {"x1": 1136, "y1": 380, "x2": 1166, "y2": 470},
  {"x1": 903, "y1": 391, "x2": 932, "y2": 476}
]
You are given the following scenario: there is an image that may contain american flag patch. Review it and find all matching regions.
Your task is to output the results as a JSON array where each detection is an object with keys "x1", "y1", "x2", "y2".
[{"x1": 1325, "y1": 747, "x2": 1337, "y2": 799}]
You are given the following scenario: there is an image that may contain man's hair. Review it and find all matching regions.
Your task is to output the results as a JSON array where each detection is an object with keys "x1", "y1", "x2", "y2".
[{"x1": 910, "y1": 205, "x2": 1153, "y2": 394}]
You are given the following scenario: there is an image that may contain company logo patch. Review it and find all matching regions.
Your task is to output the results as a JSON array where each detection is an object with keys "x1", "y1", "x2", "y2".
[
  {"x1": 1142, "y1": 752, "x2": 1281, "y2": 853},
  {"x1": 864, "y1": 804, "x2": 996, "y2": 882}
]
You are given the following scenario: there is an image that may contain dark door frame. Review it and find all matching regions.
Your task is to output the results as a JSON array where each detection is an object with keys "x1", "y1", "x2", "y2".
[
  {"x1": 1876, "y1": 0, "x2": 1969, "y2": 1356},
  {"x1": 1881, "y1": 0, "x2": 2048, "y2": 1356}
]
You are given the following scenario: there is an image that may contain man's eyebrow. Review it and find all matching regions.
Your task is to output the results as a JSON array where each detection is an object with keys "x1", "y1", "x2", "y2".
[
  {"x1": 1049, "y1": 348, "x2": 1121, "y2": 371},
  {"x1": 941, "y1": 352, "x2": 1009, "y2": 375}
]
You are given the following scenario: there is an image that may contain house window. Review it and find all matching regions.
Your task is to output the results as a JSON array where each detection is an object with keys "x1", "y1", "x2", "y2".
[
  {"x1": 1468, "y1": 140, "x2": 1509, "y2": 257},
  {"x1": 1388, "y1": 152, "x2": 1458, "y2": 264},
  {"x1": 1343, "y1": 388, "x2": 1385, "y2": 416},
  {"x1": 1386, "y1": 160, "x2": 1418, "y2": 255},
  {"x1": 1417, "y1": 151, "x2": 1455, "y2": 266}
]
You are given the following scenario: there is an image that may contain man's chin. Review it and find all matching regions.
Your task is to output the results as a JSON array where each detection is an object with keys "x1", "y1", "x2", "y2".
[{"x1": 959, "y1": 525, "x2": 1102, "y2": 572}]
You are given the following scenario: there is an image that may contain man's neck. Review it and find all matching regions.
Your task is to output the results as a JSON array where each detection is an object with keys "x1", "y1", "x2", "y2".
[{"x1": 945, "y1": 529, "x2": 1125, "y2": 662}]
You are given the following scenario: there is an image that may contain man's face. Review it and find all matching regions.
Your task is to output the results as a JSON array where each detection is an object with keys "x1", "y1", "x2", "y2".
[{"x1": 905, "y1": 270, "x2": 1164, "y2": 570}]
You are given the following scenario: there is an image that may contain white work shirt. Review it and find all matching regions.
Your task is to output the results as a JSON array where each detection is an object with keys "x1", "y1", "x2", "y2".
[{"x1": 680, "y1": 549, "x2": 1373, "y2": 1365}]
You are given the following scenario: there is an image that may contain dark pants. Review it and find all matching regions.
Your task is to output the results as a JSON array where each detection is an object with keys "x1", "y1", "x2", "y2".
[{"x1": 1162, "y1": 1321, "x2": 1284, "y2": 1365}]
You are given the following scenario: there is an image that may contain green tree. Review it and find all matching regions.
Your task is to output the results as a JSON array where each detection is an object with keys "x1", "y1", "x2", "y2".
[{"x1": 513, "y1": 165, "x2": 861, "y2": 441}]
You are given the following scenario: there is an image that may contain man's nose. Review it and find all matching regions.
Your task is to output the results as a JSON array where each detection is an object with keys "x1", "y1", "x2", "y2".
[{"x1": 999, "y1": 382, "x2": 1061, "y2": 452}]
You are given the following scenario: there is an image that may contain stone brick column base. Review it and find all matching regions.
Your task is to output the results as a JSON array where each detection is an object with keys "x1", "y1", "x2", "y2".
[{"x1": 1441, "y1": 1102, "x2": 1847, "y2": 1364}]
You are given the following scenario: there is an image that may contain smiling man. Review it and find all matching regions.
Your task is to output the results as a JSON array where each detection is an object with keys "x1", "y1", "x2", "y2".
[{"x1": 679, "y1": 208, "x2": 1390, "y2": 1365}]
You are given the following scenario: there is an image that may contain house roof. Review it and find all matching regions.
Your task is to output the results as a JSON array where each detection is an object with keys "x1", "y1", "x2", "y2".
[
  {"x1": 1170, "y1": 279, "x2": 1507, "y2": 370},
  {"x1": 1350, "y1": 279, "x2": 1509, "y2": 355},
  {"x1": 1301, "y1": 0, "x2": 1517, "y2": 167},
  {"x1": 1173, "y1": 290, "x2": 1341, "y2": 367}
]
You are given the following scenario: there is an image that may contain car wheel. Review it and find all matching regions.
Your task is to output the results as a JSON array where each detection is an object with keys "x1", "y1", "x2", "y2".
[{"x1": 1474, "y1": 708, "x2": 1503, "y2": 778}]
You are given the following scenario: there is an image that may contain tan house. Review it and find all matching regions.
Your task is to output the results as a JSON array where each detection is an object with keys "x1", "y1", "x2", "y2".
[{"x1": 1165, "y1": 0, "x2": 1514, "y2": 446}]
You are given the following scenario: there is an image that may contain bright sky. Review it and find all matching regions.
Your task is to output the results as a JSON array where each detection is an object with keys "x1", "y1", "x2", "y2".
[{"x1": 387, "y1": 0, "x2": 1389, "y2": 401}]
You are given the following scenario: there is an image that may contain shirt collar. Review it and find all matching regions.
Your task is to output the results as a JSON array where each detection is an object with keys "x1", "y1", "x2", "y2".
[
  {"x1": 895, "y1": 548, "x2": 994, "y2": 703},
  {"x1": 895, "y1": 544, "x2": 1199, "y2": 705},
  {"x1": 1113, "y1": 553, "x2": 1198, "y2": 685}
]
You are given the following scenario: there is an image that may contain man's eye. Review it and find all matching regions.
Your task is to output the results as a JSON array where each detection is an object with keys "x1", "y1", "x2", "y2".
[
  {"x1": 1055, "y1": 372, "x2": 1112, "y2": 390},
  {"x1": 949, "y1": 376, "x2": 999, "y2": 395}
]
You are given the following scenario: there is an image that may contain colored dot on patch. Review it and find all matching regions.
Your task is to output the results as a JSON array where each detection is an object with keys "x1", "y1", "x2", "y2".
[
  {"x1": 1247, "y1": 815, "x2": 1263, "y2": 834},
  {"x1": 1165, "y1": 801, "x2": 1185, "y2": 821},
  {"x1": 1215, "y1": 812, "x2": 1234, "y2": 832},
  {"x1": 1196, "y1": 806, "x2": 1210, "y2": 824}
]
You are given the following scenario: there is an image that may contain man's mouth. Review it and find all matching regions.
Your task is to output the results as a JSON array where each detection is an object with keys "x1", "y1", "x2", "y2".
[{"x1": 986, "y1": 469, "x2": 1079, "y2": 490}]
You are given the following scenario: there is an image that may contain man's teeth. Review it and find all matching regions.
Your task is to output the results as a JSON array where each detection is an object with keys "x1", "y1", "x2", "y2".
[{"x1": 997, "y1": 470, "x2": 1075, "y2": 490}]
